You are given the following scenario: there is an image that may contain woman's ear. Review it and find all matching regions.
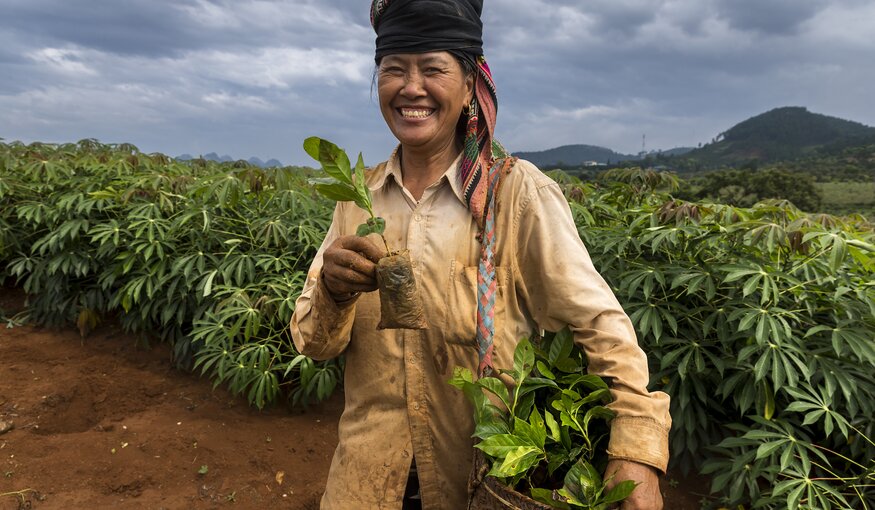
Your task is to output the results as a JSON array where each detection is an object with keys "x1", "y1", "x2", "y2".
[{"x1": 465, "y1": 72, "x2": 475, "y2": 105}]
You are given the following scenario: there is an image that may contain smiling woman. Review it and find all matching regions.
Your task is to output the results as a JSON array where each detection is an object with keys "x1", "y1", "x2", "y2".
[
  {"x1": 377, "y1": 52, "x2": 474, "y2": 195},
  {"x1": 290, "y1": 1, "x2": 672, "y2": 510}
]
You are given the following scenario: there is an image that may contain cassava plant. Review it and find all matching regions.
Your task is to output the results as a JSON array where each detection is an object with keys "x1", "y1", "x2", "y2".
[
  {"x1": 303, "y1": 136, "x2": 427, "y2": 330},
  {"x1": 0, "y1": 138, "x2": 340, "y2": 409},
  {"x1": 450, "y1": 329, "x2": 636, "y2": 509},
  {"x1": 559, "y1": 168, "x2": 875, "y2": 509}
]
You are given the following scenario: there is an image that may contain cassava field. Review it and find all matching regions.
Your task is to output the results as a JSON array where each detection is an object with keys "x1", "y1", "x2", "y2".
[{"x1": 1, "y1": 140, "x2": 873, "y2": 509}]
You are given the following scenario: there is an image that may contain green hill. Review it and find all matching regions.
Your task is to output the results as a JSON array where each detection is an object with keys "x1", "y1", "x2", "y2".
[
  {"x1": 681, "y1": 106, "x2": 875, "y2": 168},
  {"x1": 513, "y1": 144, "x2": 636, "y2": 167}
]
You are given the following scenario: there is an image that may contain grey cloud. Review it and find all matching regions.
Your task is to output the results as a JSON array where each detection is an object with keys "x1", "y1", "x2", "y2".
[
  {"x1": 1, "y1": 0, "x2": 874, "y2": 163},
  {"x1": 715, "y1": 0, "x2": 827, "y2": 35},
  {"x1": 3, "y1": 0, "x2": 371, "y2": 58},
  {"x1": 3, "y1": 0, "x2": 204, "y2": 57}
]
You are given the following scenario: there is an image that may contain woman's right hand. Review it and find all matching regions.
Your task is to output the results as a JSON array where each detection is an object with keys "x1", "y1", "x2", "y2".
[{"x1": 321, "y1": 236, "x2": 385, "y2": 303}]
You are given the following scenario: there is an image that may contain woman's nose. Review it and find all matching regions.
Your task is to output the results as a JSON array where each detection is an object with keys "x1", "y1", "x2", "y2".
[{"x1": 400, "y1": 71, "x2": 426, "y2": 98}]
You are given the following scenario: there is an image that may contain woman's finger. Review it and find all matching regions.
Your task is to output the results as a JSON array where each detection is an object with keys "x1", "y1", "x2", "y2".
[
  {"x1": 323, "y1": 272, "x2": 378, "y2": 294},
  {"x1": 337, "y1": 235, "x2": 386, "y2": 263}
]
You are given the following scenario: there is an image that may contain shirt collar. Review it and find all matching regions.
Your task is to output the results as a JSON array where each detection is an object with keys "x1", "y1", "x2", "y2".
[{"x1": 370, "y1": 146, "x2": 468, "y2": 206}]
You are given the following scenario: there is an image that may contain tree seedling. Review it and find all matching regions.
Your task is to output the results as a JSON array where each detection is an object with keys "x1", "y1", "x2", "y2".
[
  {"x1": 303, "y1": 137, "x2": 389, "y2": 254},
  {"x1": 304, "y1": 137, "x2": 427, "y2": 330}
]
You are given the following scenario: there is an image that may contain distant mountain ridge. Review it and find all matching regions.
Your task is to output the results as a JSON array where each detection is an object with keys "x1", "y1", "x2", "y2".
[
  {"x1": 514, "y1": 144, "x2": 634, "y2": 167},
  {"x1": 682, "y1": 106, "x2": 875, "y2": 167},
  {"x1": 176, "y1": 152, "x2": 284, "y2": 168},
  {"x1": 512, "y1": 107, "x2": 875, "y2": 170},
  {"x1": 513, "y1": 144, "x2": 694, "y2": 168}
]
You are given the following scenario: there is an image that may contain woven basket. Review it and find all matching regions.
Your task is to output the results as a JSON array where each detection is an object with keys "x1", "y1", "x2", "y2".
[{"x1": 467, "y1": 450, "x2": 552, "y2": 510}]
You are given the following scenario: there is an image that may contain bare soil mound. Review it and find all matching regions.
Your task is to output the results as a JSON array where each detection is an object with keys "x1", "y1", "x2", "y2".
[{"x1": 0, "y1": 289, "x2": 340, "y2": 510}]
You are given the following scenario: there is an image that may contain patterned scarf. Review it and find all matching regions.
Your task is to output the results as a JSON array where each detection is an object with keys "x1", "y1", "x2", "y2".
[
  {"x1": 457, "y1": 56, "x2": 504, "y2": 229},
  {"x1": 371, "y1": 0, "x2": 514, "y2": 377}
]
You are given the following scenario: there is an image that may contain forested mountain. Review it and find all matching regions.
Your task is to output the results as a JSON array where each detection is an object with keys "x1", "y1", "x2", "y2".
[{"x1": 679, "y1": 106, "x2": 875, "y2": 168}]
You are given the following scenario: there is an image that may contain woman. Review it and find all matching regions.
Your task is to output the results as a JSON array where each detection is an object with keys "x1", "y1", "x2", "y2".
[{"x1": 291, "y1": 1, "x2": 670, "y2": 509}]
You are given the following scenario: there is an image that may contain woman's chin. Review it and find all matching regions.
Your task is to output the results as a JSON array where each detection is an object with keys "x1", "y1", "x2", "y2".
[{"x1": 394, "y1": 129, "x2": 439, "y2": 149}]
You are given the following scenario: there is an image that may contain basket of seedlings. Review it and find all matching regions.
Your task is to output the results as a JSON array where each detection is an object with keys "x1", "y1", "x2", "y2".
[
  {"x1": 449, "y1": 328, "x2": 636, "y2": 509},
  {"x1": 304, "y1": 137, "x2": 427, "y2": 330}
]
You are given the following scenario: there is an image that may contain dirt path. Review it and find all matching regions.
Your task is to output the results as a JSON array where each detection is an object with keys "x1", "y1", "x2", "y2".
[
  {"x1": 0, "y1": 290, "x2": 340, "y2": 510},
  {"x1": 0, "y1": 288, "x2": 705, "y2": 509}
]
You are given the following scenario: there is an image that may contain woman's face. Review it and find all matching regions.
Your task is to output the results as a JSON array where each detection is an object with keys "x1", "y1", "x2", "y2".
[{"x1": 377, "y1": 52, "x2": 474, "y2": 156}]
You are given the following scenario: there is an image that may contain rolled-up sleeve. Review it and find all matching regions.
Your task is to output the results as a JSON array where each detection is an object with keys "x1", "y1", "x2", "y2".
[
  {"x1": 290, "y1": 203, "x2": 358, "y2": 360},
  {"x1": 513, "y1": 180, "x2": 671, "y2": 472}
]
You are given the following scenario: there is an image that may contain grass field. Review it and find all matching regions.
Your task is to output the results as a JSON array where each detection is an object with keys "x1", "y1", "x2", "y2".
[{"x1": 815, "y1": 181, "x2": 875, "y2": 218}]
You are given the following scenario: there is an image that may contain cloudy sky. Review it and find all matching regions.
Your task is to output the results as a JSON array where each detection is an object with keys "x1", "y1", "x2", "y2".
[{"x1": 2, "y1": 0, "x2": 874, "y2": 165}]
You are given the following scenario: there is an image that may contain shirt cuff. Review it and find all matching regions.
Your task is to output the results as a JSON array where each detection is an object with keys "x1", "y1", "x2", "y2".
[
  {"x1": 606, "y1": 416, "x2": 670, "y2": 473},
  {"x1": 315, "y1": 272, "x2": 359, "y2": 310},
  {"x1": 302, "y1": 275, "x2": 357, "y2": 359}
]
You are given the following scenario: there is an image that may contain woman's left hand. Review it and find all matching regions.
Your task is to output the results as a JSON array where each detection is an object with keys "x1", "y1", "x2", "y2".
[{"x1": 604, "y1": 459, "x2": 663, "y2": 510}]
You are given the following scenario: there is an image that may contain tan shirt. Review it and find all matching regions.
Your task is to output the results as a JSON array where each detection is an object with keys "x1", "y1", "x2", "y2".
[{"x1": 291, "y1": 150, "x2": 671, "y2": 510}]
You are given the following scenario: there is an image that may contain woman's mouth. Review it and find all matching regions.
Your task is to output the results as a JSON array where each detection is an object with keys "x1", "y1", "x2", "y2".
[{"x1": 398, "y1": 107, "x2": 435, "y2": 119}]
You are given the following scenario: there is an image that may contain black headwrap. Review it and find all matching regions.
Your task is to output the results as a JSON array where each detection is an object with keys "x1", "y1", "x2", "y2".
[{"x1": 371, "y1": 0, "x2": 484, "y2": 62}]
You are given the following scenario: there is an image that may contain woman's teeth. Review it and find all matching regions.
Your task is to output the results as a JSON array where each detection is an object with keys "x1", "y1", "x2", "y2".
[{"x1": 400, "y1": 108, "x2": 434, "y2": 119}]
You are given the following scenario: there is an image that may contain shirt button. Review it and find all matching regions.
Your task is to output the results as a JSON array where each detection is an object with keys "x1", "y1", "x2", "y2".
[
  {"x1": 413, "y1": 402, "x2": 420, "y2": 410},
  {"x1": 414, "y1": 214, "x2": 422, "y2": 222}
]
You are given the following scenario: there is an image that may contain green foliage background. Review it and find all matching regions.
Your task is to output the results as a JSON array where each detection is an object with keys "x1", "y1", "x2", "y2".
[
  {"x1": 558, "y1": 168, "x2": 875, "y2": 508},
  {"x1": 0, "y1": 139, "x2": 339, "y2": 409},
  {"x1": 2, "y1": 140, "x2": 874, "y2": 508}
]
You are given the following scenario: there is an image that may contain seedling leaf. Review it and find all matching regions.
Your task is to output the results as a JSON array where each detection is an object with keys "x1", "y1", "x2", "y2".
[{"x1": 303, "y1": 137, "x2": 351, "y2": 182}]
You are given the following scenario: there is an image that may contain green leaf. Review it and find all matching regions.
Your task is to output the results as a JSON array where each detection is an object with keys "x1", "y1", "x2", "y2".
[
  {"x1": 517, "y1": 377, "x2": 560, "y2": 401},
  {"x1": 548, "y1": 327, "x2": 575, "y2": 365},
  {"x1": 562, "y1": 374, "x2": 610, "y2": 392},
  {"x1": 529, "y1": 488, "x2": 571, "y2": 510},
  {"x1": 473, "y1": 417, "x2": 510, "y2": 440},
  {"x1": 563, "y1": 458, "x2": 602, "y2": 504},
  {"x1": 755, "y1": 440, "x2": 786, "y2": 459},
  {"x1": 525, "y1": 410, "x2": 548, "y2": 449},
  {"x1": 544, "y1": 411, "x2": 561, "y2": 442},
  {"x1": 303, "y1": 137, "x2": 351, "y2": 183},
  {"x1": 448, "y1": 366, "x2": 474, "y2": 388},
  {"x1": 353, "y1": 152, "x2": 369, "y2": 198},
  {"x1": 477, "y1": 377, "x2": 511, "y2": 410},
  {"x1": 513, "y1": 338, "x2": 536, "y2": 379},
  {"x1": 311, "y1": 181, "x2": 358, "y2": 202},
  {"x1": 201, "y1": 270, "x2": 217, "y2": 297},
  {"x1": 475, "y1": 434, "x2": 535, "y2": 457},
  {"x1": 536, "y1": 360, "x2": 556, "y2": 379},
  {"x1": 356, "y1": 223, "x2": 372, "y2": 237},
  {"x1": 602, "y1": 480, "x2": 637, "y2": 505},
  {"x1": 369, "y1": 217, "x2": 386, "y2": 235},
  {"x1": 491, "y1": 446, "x2": 541, "y2": 477}
]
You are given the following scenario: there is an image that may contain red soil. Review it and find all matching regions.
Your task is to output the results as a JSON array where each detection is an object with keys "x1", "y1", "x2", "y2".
[{"x1": 0, "y1": 287, "x2": 706, "y2": 509}]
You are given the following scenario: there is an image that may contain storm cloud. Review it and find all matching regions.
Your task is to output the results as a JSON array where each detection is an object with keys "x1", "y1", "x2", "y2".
[{"x1": 1, "y1": 0, "x2": 873, "y2": 164}]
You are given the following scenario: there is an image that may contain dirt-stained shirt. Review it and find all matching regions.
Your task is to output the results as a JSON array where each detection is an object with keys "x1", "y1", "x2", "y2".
[{"x1": 291, "y1": 150, "x2": 671, "y2": 510}]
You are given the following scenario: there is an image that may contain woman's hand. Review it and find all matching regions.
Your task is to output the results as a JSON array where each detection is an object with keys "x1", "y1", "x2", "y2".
[
  {"x1": 321, "y1": 235, "x2": 385, "y2": 302},
  {"x1": 604, "y1": 459, "x2": 663, "y2": 510}
]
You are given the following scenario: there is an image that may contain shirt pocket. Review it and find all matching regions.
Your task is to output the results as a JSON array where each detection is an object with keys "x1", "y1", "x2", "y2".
[{"x1": 443, "y1": 260, "x2": 508, "y2": 346}]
